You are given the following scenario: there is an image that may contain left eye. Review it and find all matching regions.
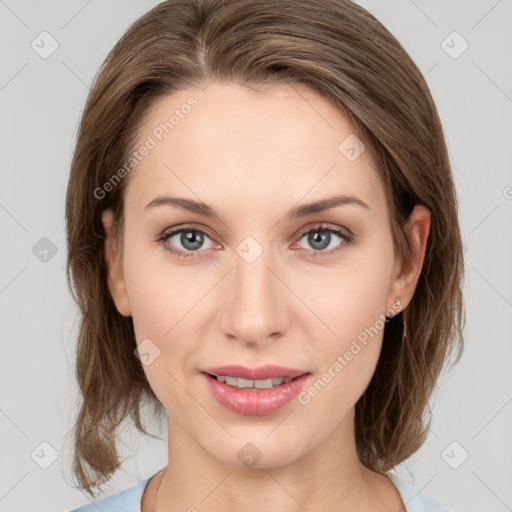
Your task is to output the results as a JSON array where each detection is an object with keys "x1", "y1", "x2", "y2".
[{"x1": 296, "y1": 227, "x2": 349, "y2": 253}]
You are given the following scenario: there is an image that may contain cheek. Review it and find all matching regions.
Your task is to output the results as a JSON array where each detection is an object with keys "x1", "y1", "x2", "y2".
[
  {"x1": 122, "y1": 238, "x2": 203, "y2": 339},
  {"x1": 312, "y1": 257, "x2": 392, "y2": 352},
  {"x1": 300, "y1": 245, "x2": 393, "y2": 407},
  {"x1": 121, "y1": 242, "x2": 208, "y2": 407},
  {"x1": 298, "y1": 288, "x2": 387, "y2": 420}
]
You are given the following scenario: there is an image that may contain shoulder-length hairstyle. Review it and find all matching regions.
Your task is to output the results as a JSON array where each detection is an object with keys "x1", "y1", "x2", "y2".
[{"x1": 65, "y1": 0, "x2": 465, "y2": 497}]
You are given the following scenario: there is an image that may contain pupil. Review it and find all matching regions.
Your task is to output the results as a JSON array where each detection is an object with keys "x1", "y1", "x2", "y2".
[
  {"x1": 309, "y1": 231, "x2": 329, "y2": 250},
  {"x1": 182, "y1": 231, "x2": 203, "y2": 250}
]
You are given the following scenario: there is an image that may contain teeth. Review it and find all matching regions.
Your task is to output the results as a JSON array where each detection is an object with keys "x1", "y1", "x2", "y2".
[{"x1": 216, "y1": 376, "x2": 293, "y2": 389}]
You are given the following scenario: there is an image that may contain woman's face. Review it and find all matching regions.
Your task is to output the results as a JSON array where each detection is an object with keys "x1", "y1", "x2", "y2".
[{"x1": 103, "y1": 82, "x2": 423, "y2": 468}]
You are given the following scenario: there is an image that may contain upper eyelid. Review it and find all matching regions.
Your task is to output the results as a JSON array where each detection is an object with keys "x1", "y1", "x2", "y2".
[
  {"x1": 161, "y1": 222, "x2": 349, "y2": 239},
  {"x1": 296, "y1": 223, "x2": 351, "y2": 237},
  {"x1": 160, "y1": 224, "x2": 216, "y2": 242}
]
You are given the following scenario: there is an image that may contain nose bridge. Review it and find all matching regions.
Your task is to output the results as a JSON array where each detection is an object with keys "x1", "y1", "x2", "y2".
[{"x1": 219, "y1": 243, "x2": 286, "y2": 342}]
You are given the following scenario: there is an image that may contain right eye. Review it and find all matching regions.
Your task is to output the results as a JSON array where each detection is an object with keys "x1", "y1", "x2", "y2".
[{"x1": 158, "y1": 226, "x2": 218, "y2": 258}]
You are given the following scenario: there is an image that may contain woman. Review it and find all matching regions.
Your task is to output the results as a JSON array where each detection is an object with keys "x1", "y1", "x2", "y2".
[{"x1": 66, "y1": 0, "x2": 465, "y2": 510}]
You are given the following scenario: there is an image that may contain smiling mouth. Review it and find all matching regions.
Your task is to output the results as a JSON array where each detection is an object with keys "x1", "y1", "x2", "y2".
[{"x1": 204, "y1": 373, "x2": 304, "y2": 390}]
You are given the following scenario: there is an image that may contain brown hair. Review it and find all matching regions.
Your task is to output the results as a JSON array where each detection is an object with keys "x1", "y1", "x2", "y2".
[{"x1": 65, "y1": 0, "x2": 465, "y2": 497}]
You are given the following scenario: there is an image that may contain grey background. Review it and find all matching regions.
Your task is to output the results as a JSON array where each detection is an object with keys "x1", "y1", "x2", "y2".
[{"x1": 1, "y1": 1, "x2": 511, "y2": 511}]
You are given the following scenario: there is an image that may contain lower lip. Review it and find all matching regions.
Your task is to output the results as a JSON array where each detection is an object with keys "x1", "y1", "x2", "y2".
[{"x1": 202, "y1": 373, "x2": 310, "y2": 416}]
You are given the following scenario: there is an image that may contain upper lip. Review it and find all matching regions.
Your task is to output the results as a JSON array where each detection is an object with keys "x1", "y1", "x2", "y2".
[{"x1": 201, "y1": 365, "x2": 309, "y2": 380}]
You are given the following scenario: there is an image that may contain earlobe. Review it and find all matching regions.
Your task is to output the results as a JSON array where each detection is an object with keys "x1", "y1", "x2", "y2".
[
  {"x1": 387, "y1": 205, "x2": 431, "y2": 312},
  {"x1": 101, "y1": 208, "x2": 132, "y2": 317}
]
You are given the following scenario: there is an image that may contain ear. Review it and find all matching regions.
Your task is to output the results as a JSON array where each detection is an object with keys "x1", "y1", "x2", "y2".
[
  {"x1": 386, "y1": 204, "x2": 431, "y2": 314},
  {"x1": 101, "y1": 208, "x2": 131, "y2": 317}
]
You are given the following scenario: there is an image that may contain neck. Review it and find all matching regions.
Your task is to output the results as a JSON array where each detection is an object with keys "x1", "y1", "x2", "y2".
[{"x1": 150, "y1": 409, "x2": 403, "y2": 512}]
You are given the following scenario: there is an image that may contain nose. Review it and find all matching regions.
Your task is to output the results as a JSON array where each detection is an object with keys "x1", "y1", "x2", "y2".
[{"x1": 219, "y1": 247, "x2": 289, "y2": 345}]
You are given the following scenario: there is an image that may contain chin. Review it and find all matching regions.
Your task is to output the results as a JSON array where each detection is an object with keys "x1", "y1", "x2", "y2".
[{"x1": 201, "y1": 431, "x2": 309, "y2": 470}]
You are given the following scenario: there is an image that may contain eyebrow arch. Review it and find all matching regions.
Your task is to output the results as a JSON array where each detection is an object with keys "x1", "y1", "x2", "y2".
[
  {"x1": 144, "y1": 194, "x2": 370, "y2": 219},
  {"x1": 287, "y1": 194, "x2": 370, "y2": 218}
]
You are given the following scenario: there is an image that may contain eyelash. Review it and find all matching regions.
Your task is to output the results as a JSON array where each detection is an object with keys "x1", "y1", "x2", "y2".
[{"x1": 156, "y1": 223, "x2": 353, "y2": 259}]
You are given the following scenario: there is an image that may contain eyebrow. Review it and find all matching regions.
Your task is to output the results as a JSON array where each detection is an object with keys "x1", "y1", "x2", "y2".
[{"x1": 144, "y1": 194, "x2": 370, "y2": 219}]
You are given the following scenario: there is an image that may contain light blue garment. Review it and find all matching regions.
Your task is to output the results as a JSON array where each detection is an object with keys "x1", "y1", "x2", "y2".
[
  {"x1": 387, "y1": 473, "x2": 451, "y2": 512},
  {"x1": 69, "y1": 471, "x2": 451, "y2": 511}
]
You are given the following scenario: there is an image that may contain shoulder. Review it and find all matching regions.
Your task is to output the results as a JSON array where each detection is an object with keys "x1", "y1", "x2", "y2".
[
  {"x1": 69, "y1": 477, "x2": 151, "y2": 512},
  {"x1": 387, "y1": 473, "x2": 452, "y2": 512}
]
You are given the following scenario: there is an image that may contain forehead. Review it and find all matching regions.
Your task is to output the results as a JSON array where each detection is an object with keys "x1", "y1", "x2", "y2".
[{"x1": 124, "y1": 82, "x2": 385, "y2": 218}]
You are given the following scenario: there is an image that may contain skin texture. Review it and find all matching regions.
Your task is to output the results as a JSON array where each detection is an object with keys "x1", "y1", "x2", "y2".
[{"x1": 102, "y1": 82, "x2": 430, "y2": 512}]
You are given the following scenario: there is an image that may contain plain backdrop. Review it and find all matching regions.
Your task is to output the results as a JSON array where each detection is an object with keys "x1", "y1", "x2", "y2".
[{"x1": 1, "y1": 1, "x2": 511, "y2": 511}]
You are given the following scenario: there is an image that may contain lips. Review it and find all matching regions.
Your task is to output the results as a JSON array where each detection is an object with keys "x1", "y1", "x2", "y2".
[
  {"x1": 201, "y1": 364, "x2": 309, "y2": 381},
  {"x1": 202, "y1": 370, "x2": 311, "y2": 415}
]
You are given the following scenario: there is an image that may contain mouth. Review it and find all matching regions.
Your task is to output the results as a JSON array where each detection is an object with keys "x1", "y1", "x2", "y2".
[
  {"x1": 203, "y1": 373, "x2": 305, "y2": 390},
  {"x1": 201, "y1": 368, "x2": 311, "y2": 416},
  {"x1": 201, "y1": 364, "x2": 311, "y2": 387}
]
